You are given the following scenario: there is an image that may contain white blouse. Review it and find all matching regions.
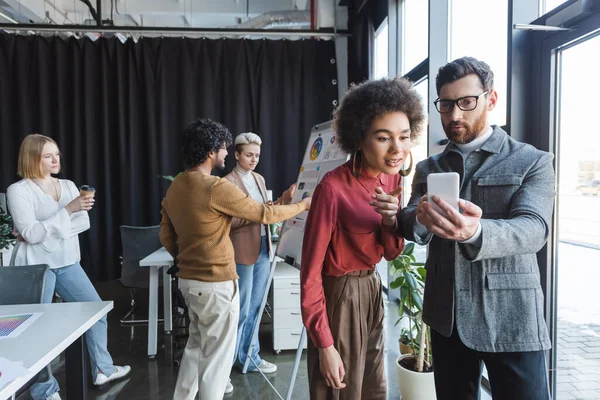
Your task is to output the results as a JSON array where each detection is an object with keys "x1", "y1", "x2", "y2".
[{"x1": 6, "y1": 179, "x2": 90, "y2": 269}]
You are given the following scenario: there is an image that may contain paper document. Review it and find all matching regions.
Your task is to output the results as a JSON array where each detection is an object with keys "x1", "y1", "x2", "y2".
[{"x1": 0, "y1": 357, "x2": 31, "y2": 392}]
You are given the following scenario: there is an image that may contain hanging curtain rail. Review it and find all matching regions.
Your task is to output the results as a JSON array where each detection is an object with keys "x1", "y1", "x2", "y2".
[{"x1": 0, "y1": 24, "x2": 350, "y2": 38}]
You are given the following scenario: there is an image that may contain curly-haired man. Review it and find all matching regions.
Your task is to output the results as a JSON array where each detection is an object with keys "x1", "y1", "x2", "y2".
[{"x1": 160, "y1": 118, "x2": 311, "y2": 400}]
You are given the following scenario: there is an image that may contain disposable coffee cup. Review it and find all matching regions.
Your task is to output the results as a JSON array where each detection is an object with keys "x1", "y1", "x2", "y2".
[{"x1": 80, "y1": 185, "x2": 96, "y2": 198}]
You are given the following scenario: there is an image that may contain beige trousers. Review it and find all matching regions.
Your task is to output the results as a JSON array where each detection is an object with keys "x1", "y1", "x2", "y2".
[
  {"x1": 307, "y1": 271, "x2": 386, "y2": 400},
  {"x1": 173, "y1": 278, "x2": 239, "y2": 400}
]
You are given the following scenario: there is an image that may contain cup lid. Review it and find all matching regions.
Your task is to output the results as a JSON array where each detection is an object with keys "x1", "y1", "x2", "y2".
[{"x1": 80, "y1": 185, "x2": 96, "y2": 191}]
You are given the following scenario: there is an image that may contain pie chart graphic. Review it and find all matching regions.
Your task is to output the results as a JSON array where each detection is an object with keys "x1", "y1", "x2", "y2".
[{"x1": 310, "y1": 137, "x2": 323, "y2": 161}]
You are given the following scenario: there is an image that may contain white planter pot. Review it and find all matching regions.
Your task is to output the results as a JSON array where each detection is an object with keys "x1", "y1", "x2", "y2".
[{"x1": 395, "y1": 354, "x2": 437, "y2": 400}]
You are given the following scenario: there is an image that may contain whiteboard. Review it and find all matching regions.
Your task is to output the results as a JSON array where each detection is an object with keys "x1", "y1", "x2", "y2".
[{"x1": 276, "y1": 121, "x2": 349, "y2": 268}]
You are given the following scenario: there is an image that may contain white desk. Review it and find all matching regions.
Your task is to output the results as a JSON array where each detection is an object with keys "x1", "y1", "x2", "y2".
[
  {"x1": 0, "y1": 301, "x2": 113, "y2": 400},
  {"x1": 139, "y1": 247, "x2": 173, "y2": 358}
]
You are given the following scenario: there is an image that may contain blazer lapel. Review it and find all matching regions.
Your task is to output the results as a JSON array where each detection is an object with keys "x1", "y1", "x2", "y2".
[
  {"x1": 231, "y1": 168, "x2": 250, "y2": 196},
  {"x1": 253, "y1": 172, "x2": 269, "y2": 203},
  {"x1": 471, "y1": 127, "x2": 508, "y2": 181}
]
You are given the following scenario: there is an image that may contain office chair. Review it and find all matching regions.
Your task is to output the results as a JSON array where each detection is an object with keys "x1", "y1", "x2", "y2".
[
  {"x1": 167, "y1": 263, "x2": 190, "y2": 367},
  {"x1": 119, "y1": 225, "x2": 164, "y2": 325},
  {"x1": 0, "y1": 264, "x2": 50, "y2": 397},
  {"x1": 0, "y1": 264, "x2": 49, "y2": 304}
]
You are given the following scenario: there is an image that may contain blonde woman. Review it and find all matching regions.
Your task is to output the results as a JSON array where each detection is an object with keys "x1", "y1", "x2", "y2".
[
  {"x1": 224, "y1": 132, "x2": 295, "y2": 374},
  {"x1": 7, "y1": 134, "x2": 130, "y2": 400}
]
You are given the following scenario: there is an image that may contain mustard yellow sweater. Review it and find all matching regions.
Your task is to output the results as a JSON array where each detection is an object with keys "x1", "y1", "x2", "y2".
[{"x1": 160, "y1": 170, "x2": 305, "y2": 282}]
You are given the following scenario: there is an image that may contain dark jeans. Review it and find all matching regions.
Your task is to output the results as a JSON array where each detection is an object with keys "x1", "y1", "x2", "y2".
[{"x1": 431, "y1": 326, "x2": 551, "y2": 400}]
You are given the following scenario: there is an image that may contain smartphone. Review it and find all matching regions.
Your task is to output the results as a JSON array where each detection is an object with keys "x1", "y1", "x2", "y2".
[{"x1": 427, "y1": 172, "x2": 460, "y2": 217}]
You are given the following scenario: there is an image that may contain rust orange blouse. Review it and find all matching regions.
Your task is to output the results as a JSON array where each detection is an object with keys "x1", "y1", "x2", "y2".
[{"x1": 300, "y1": 161, "x2": 405, "y2": 348}]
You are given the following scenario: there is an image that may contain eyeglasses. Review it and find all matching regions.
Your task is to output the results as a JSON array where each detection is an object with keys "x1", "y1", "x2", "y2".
[{"x1": 433, "y1": 91, "x2": 489, "y2": 114}]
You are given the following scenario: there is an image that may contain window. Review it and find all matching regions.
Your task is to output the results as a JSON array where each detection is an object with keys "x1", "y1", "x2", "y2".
[
  {"x1": 402, "y1": 0, "x2": 429, "y2": 74},
  {"x1": 542, "y1": 0, "x2": 569, "y2": 14},
  {"x1": 373, "y1": 20, "x2": 389, "y2": 79},
  {"x1": 450, "y1": 0, "x2": 508, "y2": 126},
  {"x1": 403, "y1": 78, "x2": 429, "y2": 208}
]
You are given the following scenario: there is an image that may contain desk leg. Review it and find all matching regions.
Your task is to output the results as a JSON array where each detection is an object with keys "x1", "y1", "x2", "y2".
[
  {"x1": 285, "y1": 327, "x2": 306, "y2": 400},
  {"x1": 148, "y1": 266, "x2": 159, "y2": 358},
  {"x1": 162, "y1": 265, "x2": 173, "y2": 333},
  {"x1": 66, "y1": 335, "x2": 88, "y2": 400}
]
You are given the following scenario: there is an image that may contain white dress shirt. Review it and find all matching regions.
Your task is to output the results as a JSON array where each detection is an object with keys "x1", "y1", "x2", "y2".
[{"x1": 7, "y1": 179, "x2": 90, "y2": 269}]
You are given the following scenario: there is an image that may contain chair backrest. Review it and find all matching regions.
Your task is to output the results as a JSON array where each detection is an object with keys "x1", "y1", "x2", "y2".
[
  {"x1": 119, "y1": 225, "x2": 162, "y2": 288},
  {"x1": 0, "y1": 264, "x2": 49, "y2": 305}
]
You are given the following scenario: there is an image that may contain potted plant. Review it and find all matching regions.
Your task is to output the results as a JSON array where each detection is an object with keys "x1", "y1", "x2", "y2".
[
  {"x1": 0, "y1": 206, "x2": 17, "y2": 266},
  {"x1": 399, "y1": 326, "x2": 419, "y2": 355},
  {"x1": 389, "y1": 242, "x2": 436, "y2": 400}
]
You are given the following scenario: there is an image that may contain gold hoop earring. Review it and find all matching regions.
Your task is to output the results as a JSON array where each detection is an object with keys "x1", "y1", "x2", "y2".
[
  {"x1": 352, "y1": 150, "x2": 362, "y2": 179},
  {"x1": 399, "y1": 151, "x2": 413, "y2": 177}
]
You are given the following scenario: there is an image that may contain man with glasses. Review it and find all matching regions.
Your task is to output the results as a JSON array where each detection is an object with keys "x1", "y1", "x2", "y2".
[{"x1": 398, "y1": 57, "x2": 554, "y2": 399}]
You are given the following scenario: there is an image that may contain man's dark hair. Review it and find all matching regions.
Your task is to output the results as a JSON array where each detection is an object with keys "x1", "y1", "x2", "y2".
[
  {"x1": 182, "y1": 118, "x2": 233, "y2": 169},
  {"x1": 334, "y1": 77, "x2": 425, "y2": 154},
  {"x1": 435, "y1": 56, "x2": 494, "y2": 96}
]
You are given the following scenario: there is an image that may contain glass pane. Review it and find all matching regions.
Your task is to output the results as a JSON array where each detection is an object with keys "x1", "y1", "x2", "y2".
[
  {"x1": 373, "y1": 21, "x2": 389, "y2": 80},
  {"x1": 402, "y1": 78, "x2": 429, "y2": 208},
  {"x1": 555, "y1": 34, "x2": 600, "y2": 400},
  {"x1": 450, "y1": 0, "x2": 508, "y2": 126},
  {"x1": 544, "y1": 0, "x2": 569, "y2": 14},
  {"x1": 403, "y1": 0, "x2": 429, "y2": 74}
]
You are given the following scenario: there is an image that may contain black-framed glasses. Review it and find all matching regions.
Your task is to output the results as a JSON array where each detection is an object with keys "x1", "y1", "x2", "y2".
[{"x1": 433, "y1": 91, "x2": 489, "y2": 114}]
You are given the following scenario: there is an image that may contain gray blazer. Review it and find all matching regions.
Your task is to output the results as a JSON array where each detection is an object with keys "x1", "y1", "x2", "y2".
[{"x1": 398, "y1": 126, "x2": 555, "y2": 352}]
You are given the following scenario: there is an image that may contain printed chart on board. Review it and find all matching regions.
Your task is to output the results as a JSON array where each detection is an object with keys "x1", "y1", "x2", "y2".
[{"x1": 276, "y1": 122, "x2": 349, "y2": 267}]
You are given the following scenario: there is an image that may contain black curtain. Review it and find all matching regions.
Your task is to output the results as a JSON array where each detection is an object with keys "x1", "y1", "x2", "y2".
[
  {"x1": 0, "y1": 34, "x2": 337, "y2": 281},
  {"x1": 347, "y1": 0, "x2": 384, "y2": 85}
]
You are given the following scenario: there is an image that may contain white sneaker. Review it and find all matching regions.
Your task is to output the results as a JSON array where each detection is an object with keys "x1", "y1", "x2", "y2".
[
  {"x1": 255, "y1": 360, "x2": 277, "y2": 374},
  {"x1": 225, "y1": 379, "x2": 233, "y2": 394},
  {"x1": 94, "y1": 365, "x2": 132, "y2": 386},
  {"x1": 45, "y1": 393, "x2": 61, "y2": 400}
]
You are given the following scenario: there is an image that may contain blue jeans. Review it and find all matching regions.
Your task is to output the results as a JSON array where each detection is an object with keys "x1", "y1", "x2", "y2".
[
  {"x1": 31, "y1": 262, "x2": 116, "y2": 400},
  {"x1": 233, "y1": 236, "x2": 271, "y2": 371}
]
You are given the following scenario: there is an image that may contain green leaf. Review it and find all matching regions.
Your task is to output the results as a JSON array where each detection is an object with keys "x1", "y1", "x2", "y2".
[
  {"x1": 389, "y1": 276, "x2": 405, "y2": 290},
  {"x1": 417, "y1": 267, "x2": 427, "y2": 280},
  {"x1": 391, "y1": 259, "x2": 404, "y2": 270},
  {"x1": 411, "y1": 291, "x2": 423, "y2": 311},
  {"x1": 404, "y1": 271, "x2": 417, "y2": 290},
  {"x1": 403, "y1": 242, "x2": 415, "y2": 255},
  {"x1": 399, "y1": 286, "x2": 410, "y2": 303}
]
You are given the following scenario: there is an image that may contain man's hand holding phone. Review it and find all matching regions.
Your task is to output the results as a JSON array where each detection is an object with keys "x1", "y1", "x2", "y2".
[{"x1": 416, "y1": 172, "x2": 482, "y2": 241}]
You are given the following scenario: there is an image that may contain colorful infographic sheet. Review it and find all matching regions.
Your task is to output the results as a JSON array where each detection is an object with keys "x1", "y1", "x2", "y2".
[
  {"x1": 0, "y1": 312, "x2": 42, "y2": 339},
  {"x1": 276, "y1": 123, "x2": 348, "y2": 266}
]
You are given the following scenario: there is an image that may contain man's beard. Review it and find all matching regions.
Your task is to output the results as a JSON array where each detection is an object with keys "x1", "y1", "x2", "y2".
[
  {"x1": 443, "y1": 109, "x2": 488, "y2": 144},
  {"x1": 215, "y1": 160, "x2": 226, "y2": 171}
]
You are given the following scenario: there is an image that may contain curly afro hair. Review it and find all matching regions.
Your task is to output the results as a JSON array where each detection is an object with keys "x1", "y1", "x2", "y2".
[
  {"x1": 334, "y1": 77, "x2": 425, "y2": 154},
  {"x1": 182, "y1": 118, "x2": 233, "y2": 169}
]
